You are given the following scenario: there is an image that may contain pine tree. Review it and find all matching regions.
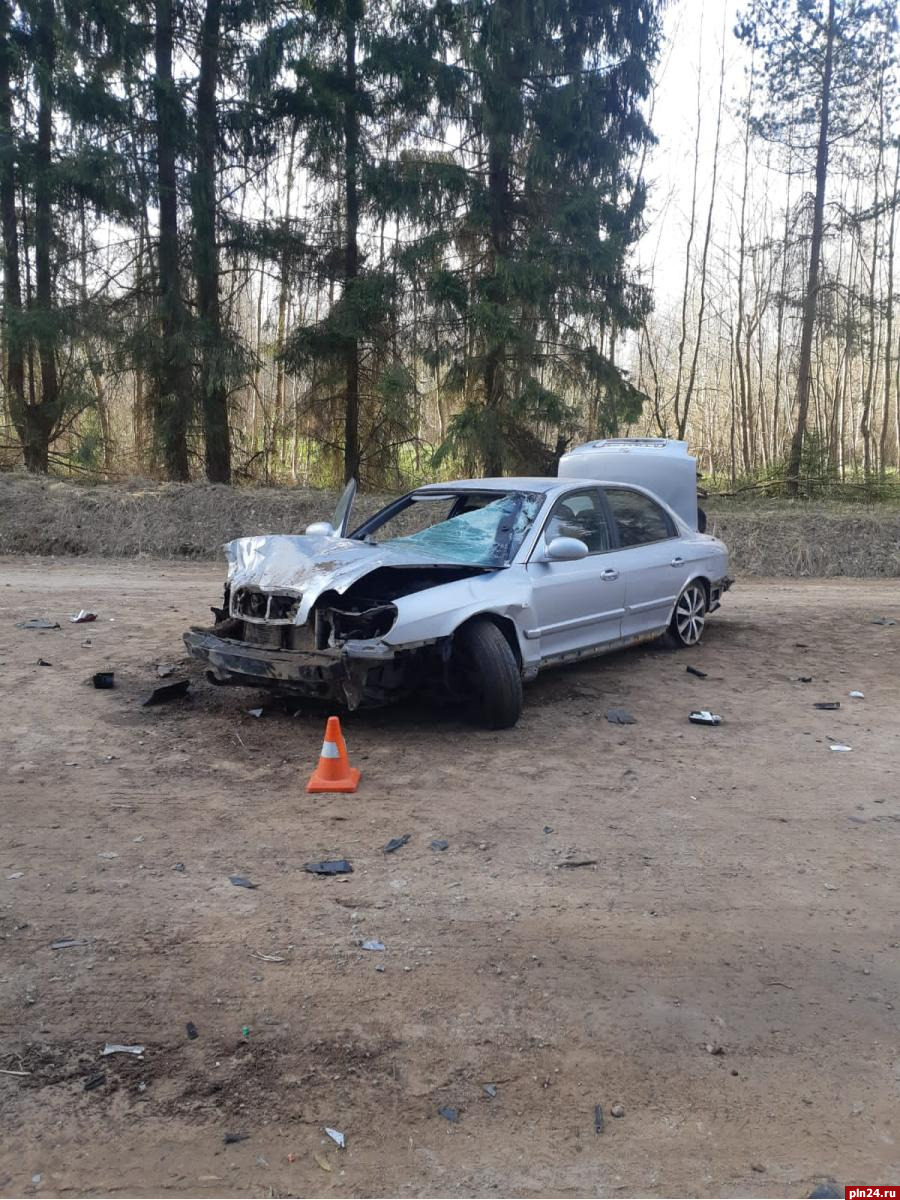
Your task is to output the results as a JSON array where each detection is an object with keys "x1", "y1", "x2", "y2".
[
  {"x1": 0, "y1": 0, "x2": 140, "y2": 472},
  {"x1": 424, "y1": 0, "x2": 662, "y2": 474},
  {"x1": 253, "y1": 0, "x2": 450, "y2": 484}
]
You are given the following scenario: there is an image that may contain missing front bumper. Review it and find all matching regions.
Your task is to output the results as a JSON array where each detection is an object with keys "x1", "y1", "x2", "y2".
[{"x1": 183, "y1": 629, "x2": 405, "y2": 707}]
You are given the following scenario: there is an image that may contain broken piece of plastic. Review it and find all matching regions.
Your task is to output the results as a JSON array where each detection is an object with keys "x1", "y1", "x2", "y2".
[
  {"x1": 142, "y1": 680, "x2": 190, "y2": 706},
  {"x1": 361, "y1": 939, "x2": 385, "y2": 952},
  {"x1": 102, "y1": 1043, "x2": 145, "y2": 1056},
  {"x1": 849, "y1": 690, "x2": 864, "y2": 699},
  {"x1": 304, "y1": 860, "x2": 353, "y2": 875},
  {"x1": 438, "y1": 1106, "x2": 460, "y2": 1123},
  {"x1": 230, "y1": 875, "x2": 258, "y2": 889},
  {"x1": 383, "y1": 834, "x2": 411, "y2": 854},
  {"x1": 813, "y1": 702, "x2": 840, "y2": 710},
  {"x1": 92, "y1": 672, "x2": 115, "y2": 689},
  {"x1": 70, "y1": 610, "x2": 97, "y2": 623},
  {"x1": 829, "y1": 744, "x2": 853, "y2": 752},
  {"x1": 606, "y1": 708, "x2": 636, "y2": 725},
  {"x1": 224, "y1": 1132, "x2": 250, "y2": 1145},
  {"x1": 689, "y1": 710, "x2": 722, "y2": 726},
  {"x1": 686, "y1": 665, "x2": 707, "y2": 678},
  {"x1": 324, "y1": 1127, "x2": 345, "y2": 1149},
  {"x1": 16, "y1": 617, "x2": 60, "y2": 630}
]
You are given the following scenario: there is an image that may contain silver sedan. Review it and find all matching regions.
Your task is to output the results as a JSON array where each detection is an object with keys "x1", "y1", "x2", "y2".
[{"x1": 184, "y1": 477, "x2": 730, "y2": 728}]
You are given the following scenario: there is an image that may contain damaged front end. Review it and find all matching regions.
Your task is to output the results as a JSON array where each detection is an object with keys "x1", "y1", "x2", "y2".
[{"x1": 183, "y1": 535, "x2": 490, "y2": 709}]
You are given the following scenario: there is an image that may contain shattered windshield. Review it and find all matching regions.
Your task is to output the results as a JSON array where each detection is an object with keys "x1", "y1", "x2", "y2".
[{"x1": 374, "y1": 491, "x2": 544, "y2": 567}]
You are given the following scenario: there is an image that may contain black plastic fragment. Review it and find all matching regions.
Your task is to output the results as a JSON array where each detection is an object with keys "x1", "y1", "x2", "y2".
[
  {"x1": 186, "y1": 1021, "x2": 199, "y2": 1040},
  {"x1": 383, "y1": 834, "x2": 411, "y2": 854},
  {"x1": 813, "y1": 701, "x2": 840, "y2": 710},
  {"x1": 224, "y1": 1132, "x2": 250, "y2": 1145},
  {"x1": 83, "y1": 1073, "x2": 106, "y2": 1092},
  {"x1": 438, "y1": 1105, "x2": 460, "y2": 1123},
  {"x1": 558, "y1": 859, "x2": 598, "y2": 869},
  {"x1": 142, "y1": 679, "x2": 190, "y2": 706},
  {"x1": 229, "y1": 875, "x2": 258, "y2": 889},
  {"x1": 92, "y1": 671, "x2": 115, "y2": 689},
  {"x1": 606, "y1": 708, "x2": 636, "y2": 725},
  {"x1": 430, "y1": 839, "x2": 449, "y2": 852},
  {"x1": 304, "y1": 859, "x2": 353, "y2": 875},
  {"x1": 17, "y1": 617, "x2": 59, "y2": 630},
  {"x1": 686, "y1": 665, "x2": 707, "y2": 678},
  {"x1": 594, "y1": 1104, "x2": 604, "y2": 1134},
  {"x1": 37, "y1": 658, "x2": 52, "y2": 667}
]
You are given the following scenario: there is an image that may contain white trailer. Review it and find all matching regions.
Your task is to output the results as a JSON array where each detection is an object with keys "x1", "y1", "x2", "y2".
[{"x1": 558, "y1": 437, "x2": 705, "y2": 531}]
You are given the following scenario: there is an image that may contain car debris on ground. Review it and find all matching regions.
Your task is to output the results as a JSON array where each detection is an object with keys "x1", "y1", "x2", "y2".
[
  {"x1": 558, "y1": 858, "x2": 598, "y2": 869},
  {"x1": 185, "y1": 1022, "x2": 199, "y2": 1040},
  {"x1": 361, "y1": 939, "x2": 385, "y2": 951},
  {"x1": 324, "y1": 1127, "x2": 345, "y2": 1149},
  {"x1": 229, "y1": 875, "x2": 258, "y2": 889},
  {"x1": 689, "y1": 710, "x2": 722, "y2": 725},
  {"x1": 102, "y1": 1043, "x2": 145, "y2": 1056},
  {"x1": 224, "y1": 1133, "x2": 250, "y2": 1145},
  {"x1": 606, "y1": 708, "x2": 636, "y2": 725},
  {"x1": 16, "y1": 617, "x2": 60, "y2": 630},
  {"x1": 304, "y1": 859, "x2": 353, "y2": 875},
  {"x1": 594, "y1": 1104, "x2": 604, "y2": 1134},
  {"x1": 142, "y1": 679, "x2": 190, "y2": 706},
  {"x1": 438, "y1": 1106, "x2": 460, "y2": 1123},
  {"x1": 686, "y1": 665, "x2": 708, "y2": 678},
  {"x1": 92, "y1": 671, "x2": 115, "y2": 689},
  {"x1": 430, "y1": 839, "x2": 449, "y2": 852},
  {"x1": 70, "y1": 610, "x2": 98, "y2": 623},
  {"x1": 383, "y1": 834, "x2": 411, "y2": 854}
]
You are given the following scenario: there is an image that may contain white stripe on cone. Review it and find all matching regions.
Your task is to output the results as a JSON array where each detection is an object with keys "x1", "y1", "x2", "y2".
[{"x1": 321, "y1": 740, "x2": 340, "y2": 759}]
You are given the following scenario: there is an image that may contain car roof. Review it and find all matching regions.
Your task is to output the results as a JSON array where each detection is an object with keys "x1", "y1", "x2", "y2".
[{"x1": 413, "y1": 476, "x2": 648, "y2": 495}]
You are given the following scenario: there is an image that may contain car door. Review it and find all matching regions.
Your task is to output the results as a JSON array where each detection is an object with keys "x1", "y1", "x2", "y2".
[
  {"x1": 602, "y1": 487, "x2": 685, "y2": 638},
  {"x1": 524, "y1": 488, "x2": 628, "y2": 661}
]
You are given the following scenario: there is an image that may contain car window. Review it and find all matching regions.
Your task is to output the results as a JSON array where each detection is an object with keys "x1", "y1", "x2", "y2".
[
  {"x1": 365, "y1": 491, "x2": 545, "y2": 567},
  {"x1": 543, "y1": 490, "x2": 611, "y2": 554},
  {"x1": 604, "y1": 488, "x2": 674, "y2": 547}
]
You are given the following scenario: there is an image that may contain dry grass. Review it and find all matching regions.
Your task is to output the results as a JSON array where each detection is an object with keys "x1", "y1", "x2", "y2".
[{"x1": 1, "y1": 471, "x2": 898, "y2": 576}]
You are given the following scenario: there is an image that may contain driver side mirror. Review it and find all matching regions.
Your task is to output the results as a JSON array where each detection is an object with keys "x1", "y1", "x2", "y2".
[{"x1": 544, "y1": 536, "x2": 589, "y2": 562}]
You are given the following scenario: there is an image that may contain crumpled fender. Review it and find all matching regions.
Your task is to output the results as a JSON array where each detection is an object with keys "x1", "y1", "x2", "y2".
[{"x1": 384, "y1": 568, "x2": 538, "y2": 666}]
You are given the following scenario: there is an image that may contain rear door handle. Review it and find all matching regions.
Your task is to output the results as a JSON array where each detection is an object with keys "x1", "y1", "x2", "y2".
[
  {"x1": 600, "y1": 569, "x2": 619, "y2": 581},
  {"x1": 671, "y1": 556, "x2": 684, "y2": 566}
]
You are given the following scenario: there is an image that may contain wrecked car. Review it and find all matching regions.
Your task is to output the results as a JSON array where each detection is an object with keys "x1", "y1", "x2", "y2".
[{"x1": 184, "y1": 467, "x2": 730, "y2": 729}]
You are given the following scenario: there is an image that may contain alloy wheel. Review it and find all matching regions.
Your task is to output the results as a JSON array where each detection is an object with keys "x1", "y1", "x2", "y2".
[{"x1": 675, "y1": 583, "x2": 707, "y2": 646}]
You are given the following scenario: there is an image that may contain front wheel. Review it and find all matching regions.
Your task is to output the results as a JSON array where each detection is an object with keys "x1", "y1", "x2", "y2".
[
  {"x1": 669, "y1": 581, "x2": 708, "y2": 647},
  {"x1": 452, "y1": 618, "x2": 523, "y2": 729}
]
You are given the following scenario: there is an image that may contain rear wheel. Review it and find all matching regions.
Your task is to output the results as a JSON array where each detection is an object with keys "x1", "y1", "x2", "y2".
[
  {"x1": 669, "y1": 581, "x2": 708, "y2": 647},
  {"x1": 452, "y1": 618, "x2": 523, "y2": 729}
]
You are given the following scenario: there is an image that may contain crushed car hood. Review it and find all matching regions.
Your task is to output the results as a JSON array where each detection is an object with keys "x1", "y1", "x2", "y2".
[{"x1": 225, "y1": 533, "x2": 496, "y2": 618}]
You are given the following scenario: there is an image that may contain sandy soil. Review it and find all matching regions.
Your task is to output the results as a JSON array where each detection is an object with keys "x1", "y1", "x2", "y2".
[{"x1": 0, "y1": 559, "x2": 898, "y2": 1199}]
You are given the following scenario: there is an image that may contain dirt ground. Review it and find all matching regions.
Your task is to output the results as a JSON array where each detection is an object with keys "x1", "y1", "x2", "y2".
[{"x1": 1, "y1": 560, "x2": 898, "y2": 1199}]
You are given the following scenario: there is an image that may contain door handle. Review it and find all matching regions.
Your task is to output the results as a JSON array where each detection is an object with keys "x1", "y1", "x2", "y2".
[
  {"x1": 671, "y1": 556, "x2": 685, "y2": 566},
  {"x1": 600, "y1": 569, "x2": 619, "y2": 581}
]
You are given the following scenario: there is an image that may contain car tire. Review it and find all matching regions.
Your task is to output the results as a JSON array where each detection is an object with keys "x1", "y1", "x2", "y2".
[
  {"x1": 667, "y1": 580, "x2": 708, "y2": 648},
  {"x1": 453, "y1": 618, "x2": 523, "y2": 729}
]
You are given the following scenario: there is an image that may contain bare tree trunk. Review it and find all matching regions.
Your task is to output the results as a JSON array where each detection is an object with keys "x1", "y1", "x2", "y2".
[
  {"x1": 879, "y1": 141, "x2": 899, "y2": 472},
  {"x1": 153, "y1": 0, "x2": 192, "y2": 481},
  {"x1": 274, "y1": 125, "x2": 296, "y2": 465},
  {"x1": 677, "y1": 6, "x2": 725, "y2": 442},
  {"x1": 786, "y1": 0, "x2": 835, "y2": 495},
  {"x1": 342, "y1": 10, "x2": 360, "y2": 484},
  {"x1": 0, "y1": 0, "x2": 26, "y2": 455},
  {"x1": 193, "y1": 0, "x2": 231, "y2": 483}
]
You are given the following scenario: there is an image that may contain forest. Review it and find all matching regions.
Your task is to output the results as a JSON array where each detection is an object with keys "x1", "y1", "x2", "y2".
[{"x1": 0, "y1": 0, "x2": 897, "y2": 496}]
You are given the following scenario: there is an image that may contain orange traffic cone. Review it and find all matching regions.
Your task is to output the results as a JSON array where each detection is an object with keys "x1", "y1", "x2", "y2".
[{"x1": 306, "y1": 715, "x2": 361, "y2": 793}]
